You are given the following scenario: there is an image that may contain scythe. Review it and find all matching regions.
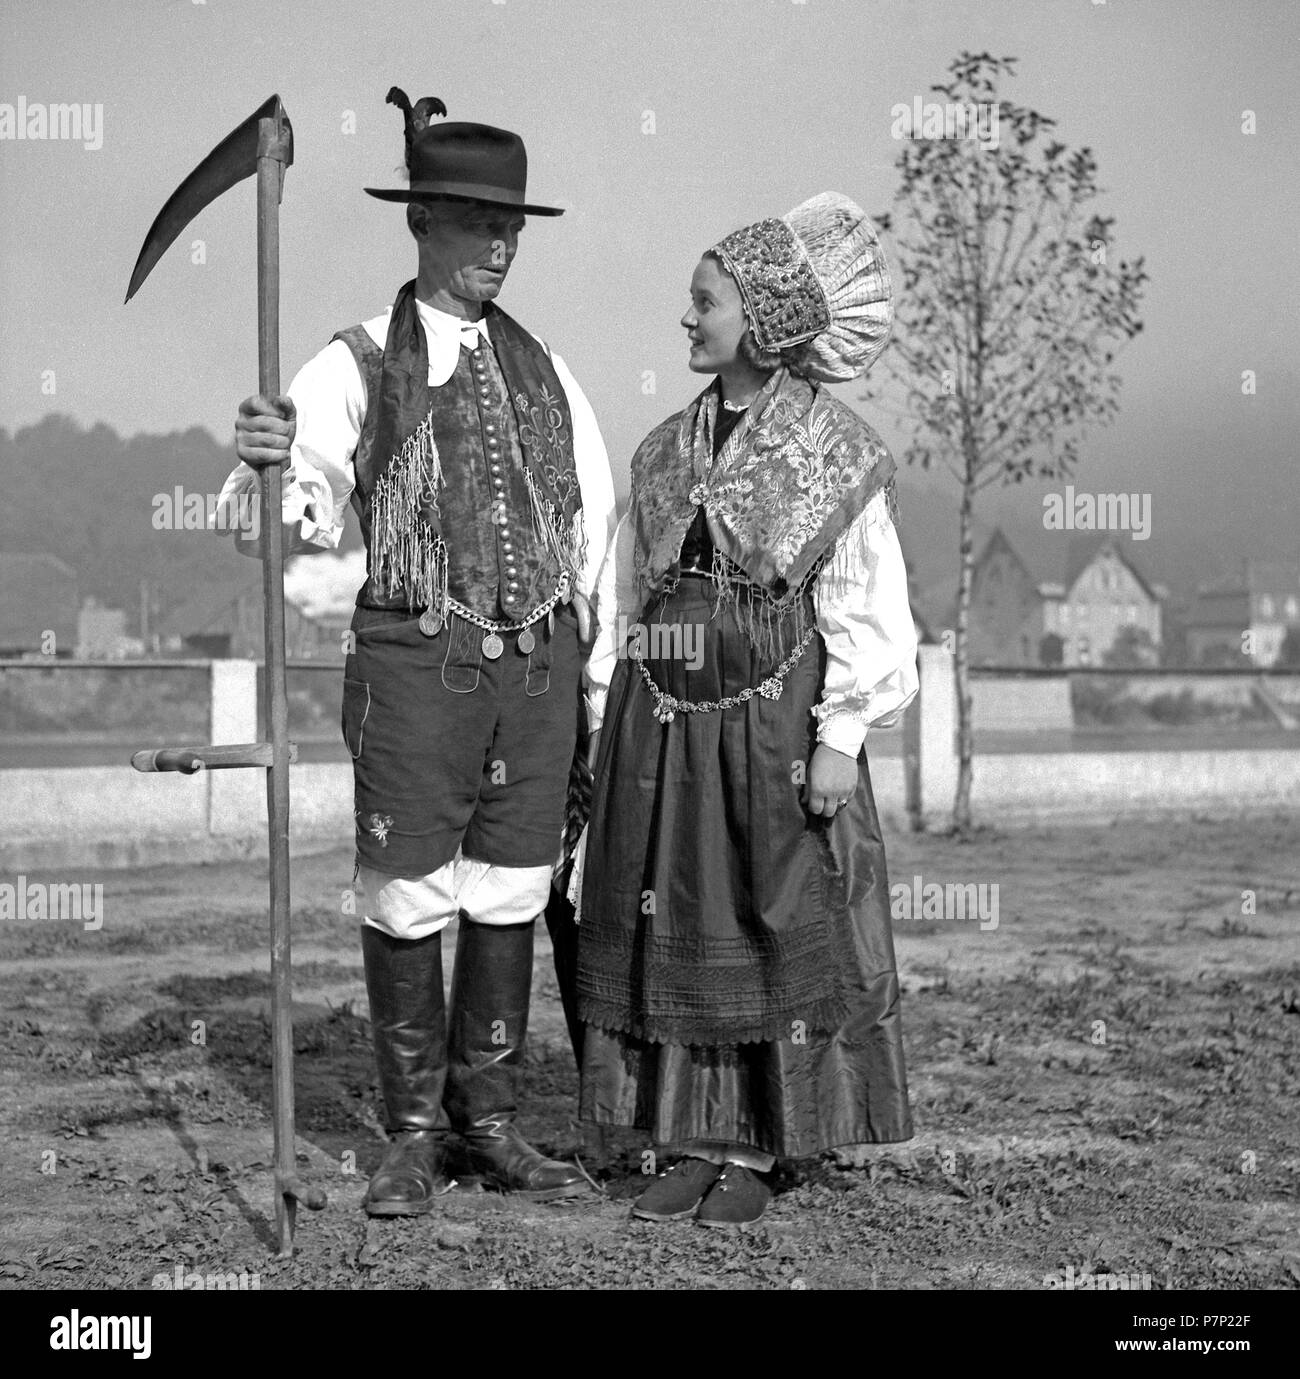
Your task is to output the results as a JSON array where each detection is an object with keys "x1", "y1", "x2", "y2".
[{"x1": 125, "y1": 95, "x2": 325, "y2": 1257}]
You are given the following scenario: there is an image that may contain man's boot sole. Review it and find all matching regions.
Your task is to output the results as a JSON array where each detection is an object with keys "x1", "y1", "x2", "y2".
[
  {"x1": 364, "y1": 1194, "x2": 438, "y2": 1217},
  {"x1": 480, "y1": 1178, "x2": 591, "y2": 1203}
]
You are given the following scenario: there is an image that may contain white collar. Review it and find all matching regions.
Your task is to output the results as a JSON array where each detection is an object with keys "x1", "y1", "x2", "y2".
[
  {"x1": 416, "y1": 300, "x2": 492, "y2": 386},
  {"x1": 364, "y1": 300, "x2": 493, "y2": 387}
]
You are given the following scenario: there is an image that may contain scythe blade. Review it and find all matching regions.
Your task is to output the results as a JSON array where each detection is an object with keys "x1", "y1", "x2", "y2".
[{"x1": 124, "y1": 94, "x2": 293, "y2": 302}]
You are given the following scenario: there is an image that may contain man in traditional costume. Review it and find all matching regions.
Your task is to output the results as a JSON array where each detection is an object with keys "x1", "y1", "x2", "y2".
[
  {"x1": 574, "y1": 193, "x2": 915, "y2": 1228},
  {"x1": 222, "y1": 90, "x2": 615, "y2": 1214}
]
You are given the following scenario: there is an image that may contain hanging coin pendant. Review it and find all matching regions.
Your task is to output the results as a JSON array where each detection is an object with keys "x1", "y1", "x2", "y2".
[
  {"x1": 419, "y1": 610, "x2": 443, "y2": 637},
  {"x1": 518, "y1": 628, "x2": 536, "y2": 655},
  {"x1": 547, "y1": 609, "x2": 555, "y2": 635},
  {"x1": 481, "y1": 632, "x2": 505, "y2": 660}
]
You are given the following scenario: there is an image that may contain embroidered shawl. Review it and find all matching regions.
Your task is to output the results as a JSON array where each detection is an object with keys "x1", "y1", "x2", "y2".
[{"x1": 629, "y1": 368, "x2": 897, "y2": 652}]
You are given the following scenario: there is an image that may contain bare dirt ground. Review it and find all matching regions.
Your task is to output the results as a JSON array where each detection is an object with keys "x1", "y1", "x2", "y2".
[{"x1": 1, "y1": 811, "x2": 1297, "y2": 1291}]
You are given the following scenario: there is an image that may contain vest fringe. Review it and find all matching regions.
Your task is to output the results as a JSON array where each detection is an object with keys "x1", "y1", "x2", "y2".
[
  {"x1": 524, "y1": 466, "x2": 587, "y2": 586},
  {"x1": 370, "y1": 407, "x2": 449, "y2": 608}
]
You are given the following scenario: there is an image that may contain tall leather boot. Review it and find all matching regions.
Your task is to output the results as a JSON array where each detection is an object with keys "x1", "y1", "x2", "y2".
[
  {"x1": 361, "y1": 924, "x2": 451, "y2": 1216},
  {"x1": 444, "y1": 917, "x2": 588, "y2": 1201}
]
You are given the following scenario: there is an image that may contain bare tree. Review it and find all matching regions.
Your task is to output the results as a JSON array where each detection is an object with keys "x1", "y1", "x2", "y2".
[{"x1": 867, "y1": 52, "x2": 1148, "y2": 834}]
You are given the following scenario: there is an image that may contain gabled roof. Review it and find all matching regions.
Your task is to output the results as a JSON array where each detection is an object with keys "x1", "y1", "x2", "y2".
[
  {"x1": 1062, "y1": 532, "x2": 1161, "y2": 604},
  {"x1": 973, "y1": 525, "x2": 1162, "y2": 605},
  {"x1": 973, "y1": 527, "x2": 1035, "y2": 584}
]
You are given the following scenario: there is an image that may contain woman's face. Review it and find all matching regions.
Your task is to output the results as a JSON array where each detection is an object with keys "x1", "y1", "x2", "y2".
[{"x1": 682, "y1": 255, "x2": 748, "y2": 374}]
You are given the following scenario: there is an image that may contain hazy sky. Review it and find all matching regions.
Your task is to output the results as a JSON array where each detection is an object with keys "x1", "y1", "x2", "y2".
[{"x1": 2, "y1": 0, "x2": 1297, "y2": 572}]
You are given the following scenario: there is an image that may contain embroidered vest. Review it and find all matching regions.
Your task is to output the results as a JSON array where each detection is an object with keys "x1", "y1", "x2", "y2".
[{"x1": 336, "y1": 305, "x2": 583, "y2": 619}]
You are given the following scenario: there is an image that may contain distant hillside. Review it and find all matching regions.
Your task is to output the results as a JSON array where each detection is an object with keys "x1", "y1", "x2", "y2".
[
  {"x1": 0, "y1": 416, "x2": 362, "y2": 629},
  {"x1": 0, "y1": 415, "x2": 1258, "y2": 636}
]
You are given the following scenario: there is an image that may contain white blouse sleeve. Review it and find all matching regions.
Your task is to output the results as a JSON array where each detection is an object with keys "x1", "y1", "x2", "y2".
[
  {"x1": 812, "y1": 488, "x2": 919, "y2": 757},
  {"x1": 214, "y1": 338, "x2": 363, "y2": 555},
  {"x1": 583, "y1": 509, "x2": 636, "y2": 734}
]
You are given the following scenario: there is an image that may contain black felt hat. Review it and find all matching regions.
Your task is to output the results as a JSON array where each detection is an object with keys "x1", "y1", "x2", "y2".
[{"x1": 364, "y1": 87, "x2": 563, "y2": 216}]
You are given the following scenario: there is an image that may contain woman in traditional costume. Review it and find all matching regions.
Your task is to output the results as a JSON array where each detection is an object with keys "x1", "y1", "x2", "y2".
[{"x1": 573, "y1": 193, "x2": 918, "y2": 1228}]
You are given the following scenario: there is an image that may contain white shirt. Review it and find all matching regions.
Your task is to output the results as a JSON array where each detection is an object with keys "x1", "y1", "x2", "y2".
[
  {"x1": 217, "y1": 298, "x2": 618, "y2": 724},
  {"x1": 584, "y1": 486, "x2": 919, "y2": 757}
]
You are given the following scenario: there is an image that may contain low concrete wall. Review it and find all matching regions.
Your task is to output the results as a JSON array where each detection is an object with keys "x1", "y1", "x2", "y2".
[
  {"x1": 1, "y1": 655, "x2": 1297, "y2": 870},
  {"x1": 0, "y1": 763, "x2": 355, "y2": 871},
  {"x1": 0, "y1": 758, "x2": 913, "y2": 871},
  {"x1": 910, "y1": 648, "x2": 1300, "y2": 827},
  {"x1": 973, "y1": 748, "x2": 1300, "y2": 823}
]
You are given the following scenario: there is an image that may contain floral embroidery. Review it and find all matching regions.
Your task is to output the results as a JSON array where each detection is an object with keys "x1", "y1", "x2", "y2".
[
  {"x1": 629, "y1": 370, "x2": 896, "y2": 655},
  {"x1": 514, "y1": 384, "x2": 571, "y2": 480},
  {"x1": 365, "y1": 813, "x2": 394, "y2": 847},
  {"x1": 633, "y1": 371, "x2": 894, "y2": 599}
]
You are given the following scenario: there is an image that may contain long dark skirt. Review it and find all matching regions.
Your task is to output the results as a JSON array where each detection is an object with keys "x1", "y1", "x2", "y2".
[{"x1": 576, "y1": 578, "x2": 912, "y2": 1159}]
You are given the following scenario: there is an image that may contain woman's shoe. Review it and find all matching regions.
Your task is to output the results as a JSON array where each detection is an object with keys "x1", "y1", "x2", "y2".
[
  {"x1": 631, "y1": 1157, "x2": 723, "y2": 1221},
  {"x1": 695, "y1": 1162, "x2": 772, "y2": 1228}
]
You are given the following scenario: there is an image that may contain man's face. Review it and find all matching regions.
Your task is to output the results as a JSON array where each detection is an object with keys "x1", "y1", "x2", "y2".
[{"x1": 410, "y1": 198, "x2": 526, "y2": 305}]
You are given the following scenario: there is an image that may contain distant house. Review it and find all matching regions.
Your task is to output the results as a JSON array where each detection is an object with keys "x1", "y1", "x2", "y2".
[
  {"x1": 967, "y1": 527, "x2": 1164, "y2": 667},
  {"x1": 967, "y1": 529, "x2": 1043, "y2": 666},
  {"x1": 77, "y1": 598, "x2": 139, "y2": 659},
  {"x1": 1185, "y1": 560, "x2": 1300, "y2": 667},
  {"x1": 0, "y1": 553, "x2": 78, "y2": 657},
  {"x1": 157, "y1": 566, "x2": 341, "y2": 660}
]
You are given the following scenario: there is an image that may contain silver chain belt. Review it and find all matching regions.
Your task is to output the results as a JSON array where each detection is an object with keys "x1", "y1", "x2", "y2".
[
  {"x1": 418, "y1": 572, "x2": 571, "y2": 659},
  {"x1": 633, "y1": 626, "x2": 816, "y2": 724}
]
